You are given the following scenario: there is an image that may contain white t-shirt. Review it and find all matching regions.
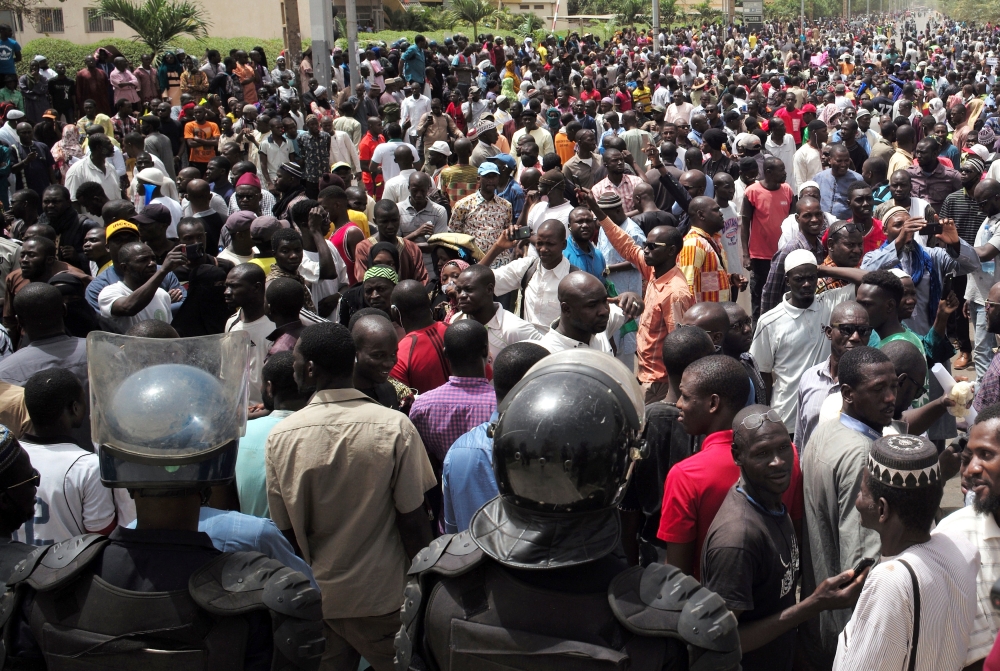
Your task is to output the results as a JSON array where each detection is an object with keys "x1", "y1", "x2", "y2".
[
  {"x1": 15, "y1": 439, "x2": 117, "y2": 546},
  {"x1": 370, "y1": 142, "x2": 420, "y2": 184},
  {"x1": 526, "y1": 200, "x2": 574, "y2": 233},
  {"x1": 98, "y1": 281, "x2": 173, "y2": 332},
  {"x1": 720, "y1": 204, "x2": 744, "y2": 275},
  {"x1": 148, "y1": 196, "x2": 183, "y2": 238},
  {"x1": 300, "y1": 241, "x2": 349, "y2": 307},
  {"x1": 225, "y1": 311, "x2": 276, "y2": 404}
]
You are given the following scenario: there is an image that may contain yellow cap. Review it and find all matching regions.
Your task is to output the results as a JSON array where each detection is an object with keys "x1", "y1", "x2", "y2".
[{"x1": 105, "y1": 220, "x2": 140, "y2": 241}]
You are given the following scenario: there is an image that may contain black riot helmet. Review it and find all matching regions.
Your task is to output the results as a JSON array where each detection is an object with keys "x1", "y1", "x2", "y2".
[{"x1": 470, "y1": 350, "x2": 646, "y2": 569}]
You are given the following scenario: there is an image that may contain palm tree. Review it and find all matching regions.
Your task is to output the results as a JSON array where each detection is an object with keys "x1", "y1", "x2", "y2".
[
  {"x1": 447, "y1": 0, "x2": 499, "y2": 40},
  {"x1": 96, "y1": 0, "x2": 210, "y2": 59},
  {"x1": 615, "y1": 0, "x2": 647, "y2": 28}
]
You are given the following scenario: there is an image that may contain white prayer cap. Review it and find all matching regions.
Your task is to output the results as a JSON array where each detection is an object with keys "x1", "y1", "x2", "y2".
[
  {"x1": 784, "y1": 249, "x2": 818, "y2": 273},
  {"x1": 797, "y1": 180, "x2": 820, "y2": 195}
]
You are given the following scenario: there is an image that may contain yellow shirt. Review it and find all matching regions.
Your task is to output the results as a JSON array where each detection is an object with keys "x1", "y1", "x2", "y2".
[{"x1": 248, "y1": 256, "x2": 276, "y2": 276}]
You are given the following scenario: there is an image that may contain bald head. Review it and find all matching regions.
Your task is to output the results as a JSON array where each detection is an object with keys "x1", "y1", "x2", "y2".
[
  {"x1": 391, "y1": 279, "x2": 431, "y2": 318},
  {"x1": 679, "y1": 170, "x2": 707, "y2": 195},
  {"x1": 831, "y1": 300, "x2": 868, "y2": 323},
  {"x1": 557, "y1": 271, "x2": 611, "y2": 337},
  {"x1": 186, "y1": 178, "x2": 211, "y2": 201},
  {"x1": 557, "y1": 270, "x2": 605, "y2": 304},
  {"x1": 680, "y1": 302, "x2": 730, "y2": 346},
  {"x1": 350, "y1": 313, "x2": 397, "y2": 342},
  {"x1": 732, "y1": 403, "x2": 789, "y2": 454},
  {"x1": 394, "y1": 144, "x2": 414, "y2": 169},
  {"x1": 537, "y1": 218, "x2": 567, "y2": 240}
]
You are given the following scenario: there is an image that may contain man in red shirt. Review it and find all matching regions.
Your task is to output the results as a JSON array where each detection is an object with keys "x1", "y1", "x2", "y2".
[
  {"x1": 390, "y1": 280, "x2": 451, "y2": 394},
  {"x1": 658, "y1": 354, "x2": 803, "y2": 580},
  {"x1": 742, "y1": 156, "x2": 794, "y2": 321},
  {"x1": 358, "y1": 117, "x2": 385, "y2": 199},
  {"x1": 773, "y1": 91, "x2": 804, "y2": 146}
]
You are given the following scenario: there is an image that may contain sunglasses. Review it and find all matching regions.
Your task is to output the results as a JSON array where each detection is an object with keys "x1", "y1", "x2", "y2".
[
  {"x1": 830, "y1": 323, "x2": 873, "y2": 339},
  {"x1": 739, "y1": 409, "x2": 783, "y2": 432},
  {"x1": 985, "y1": 300, "x2": 1000, "y2": 311},
  {"x1": 643, "y1": 241, "x2": 671, "y2": 250},
  {"x1": 2, "y1": 468, "x2": 39, "y2": 491}
]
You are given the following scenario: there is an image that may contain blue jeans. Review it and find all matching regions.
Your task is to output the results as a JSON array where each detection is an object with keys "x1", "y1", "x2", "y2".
[{"x1": 970, "y1": 301, "x2": 995, "y2": 381}]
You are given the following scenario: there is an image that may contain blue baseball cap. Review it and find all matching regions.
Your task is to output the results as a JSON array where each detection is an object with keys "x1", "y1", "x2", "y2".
[
  {"x1": 477, "y1": 162, "x2": 500, "y2": 176},
  {"x1": 492, "y1": 153, "x2": 516, "y2": 169}
]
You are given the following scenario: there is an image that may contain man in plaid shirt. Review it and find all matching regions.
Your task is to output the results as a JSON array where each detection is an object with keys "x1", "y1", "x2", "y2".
[{"x1": 408, "y1": 320, "x2": 497, "y2": 531}]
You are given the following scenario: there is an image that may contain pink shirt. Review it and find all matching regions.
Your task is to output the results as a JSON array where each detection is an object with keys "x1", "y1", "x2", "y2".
[
  {"x1": 109, "y1": 68, "x2": 140, "y2": 105},
  {"x1": 745, "y1": 182, "x2": 793, "y2": 260}
]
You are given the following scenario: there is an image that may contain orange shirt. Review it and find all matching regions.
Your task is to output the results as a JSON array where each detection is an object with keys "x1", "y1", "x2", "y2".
[
  {"x1": 554, "y1": 130, "x2": 576, "y2": 165},
  {"x1": 234, "y1": 62, "x2": 258, "y2": 104},
  {"x1": 678, "y1": 226, "x2": 730, "y2": 303},
  {"x1": 183, "y1": 120, "x2": 220, "y2": 164},
  {"x1": 599, "y1": 217, "x2": 693, "y2": 383}
]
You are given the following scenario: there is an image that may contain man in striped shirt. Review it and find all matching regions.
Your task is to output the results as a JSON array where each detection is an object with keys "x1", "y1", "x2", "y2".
[{"x1": 678, "y1": 195, "x2": 731, "y2": 302}]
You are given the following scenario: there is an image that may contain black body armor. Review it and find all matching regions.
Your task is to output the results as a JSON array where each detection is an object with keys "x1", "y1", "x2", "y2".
[
  {"x1": 394, "y1": 531, "x2": 741, "y2": 671},
  {"x1": 0, "y1": 534, "x2": 325, "y2": 671}
]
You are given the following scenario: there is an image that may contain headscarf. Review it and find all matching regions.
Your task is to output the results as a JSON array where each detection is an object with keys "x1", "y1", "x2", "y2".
[
  {"x1": 503, "y1": 60, "x2": 521, "y2": 88},
  {"x1": 501, "y1": 77, "x2": 518, "y2": 102},
  {"x1": 51, "y1": 124, "x2": 84, "y2": 164},
  {"x1": 363, "y1": 264, "x2": 399, "y2": 285},
  {"x1": 966, "y1": 98, "x2": 985, "y2": 132},
  {"x1": 818, "y1": 104, "x2": 842, "y2": 127},
  {"x1": 368, "y1": 241, "x2": 400, "y2": 269},
  {"x1": 440, "y1": 259, "x2": 469, "y2": 313},
  {"x1": 157, "y1": 52, "x2": 183, "y2": 90},
  {"x1": 79, "y1": 114, "x2": 120, "y2": 150},
  {"x1": 928, "y1": 98, "x2": 947, "y2": 124}
]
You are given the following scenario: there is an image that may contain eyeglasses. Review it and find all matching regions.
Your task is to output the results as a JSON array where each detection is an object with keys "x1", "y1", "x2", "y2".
[
  {"x1": 643, "y1": 241, "x2": 671, "y2": 249},
  {"x1": 2, "y1": 468, "x2": 39, "y2": 492},
  {"x1": 986, "y1": 300, "x2": 1000, "y2": 311},
  {"x1": 898, "y1": 373, "x2": 927, "y2": 399},
  {"x1": 730, "y1": 316, "x2": 752, "y2": 330},
  {"x1": 739, "y1": 409, "x2": 783, "y2": 432},
  {"x1": 830, "y1": 323, "x2": 873, "y2": 339}
]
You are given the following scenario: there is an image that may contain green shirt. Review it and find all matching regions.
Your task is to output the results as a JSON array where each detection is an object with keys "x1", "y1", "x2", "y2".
[{"x1": 0, "y1": 88, "x2": 23, "y2": 112}]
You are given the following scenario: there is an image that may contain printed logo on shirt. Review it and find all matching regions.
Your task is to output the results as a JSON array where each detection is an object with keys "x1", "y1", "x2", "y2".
[{"x1": 780, "y1": 533, "x2": 800, "y2": 599}]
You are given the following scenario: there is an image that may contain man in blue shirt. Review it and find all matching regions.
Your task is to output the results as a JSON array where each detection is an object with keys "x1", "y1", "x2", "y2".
[
  {"x1": 441, "y1": 341, "x2": 549, "y2": 533},
  {"x1": 0, "y1": 24, "x2": 20, "y2": 78},
  {"x1": 400, "y1": 35, "x2": 427, "y2": 85},
  {"x1": 490, "y1": 153, "x2": 525, "y2": 222},
  {"x1": 814, "y1": 144, "x2": 864, "y2": 220},
  {"x1": 564, "y1": 205, "x2": 606, "y2": 279},
  {"x1": 84, "y1": 220, "x2": 185, "y2": 313}
]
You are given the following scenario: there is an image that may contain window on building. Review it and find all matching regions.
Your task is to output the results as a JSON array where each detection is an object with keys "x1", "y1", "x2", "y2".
[
  {"x1": 0, "y1": 10, "x2": 23, "y2": 33},
  {"x1": 533, "y1": 4, "x2": 544, "y2": 8},
  {"x1": 519, "y1": 4, "x2": 529, "y2": 7},
  {"x1": 85, "y1": 8, "x2": 114, "y2": 32},
  {"x1": 34, "y1": 8, "x2": 63, "y2": 33}
]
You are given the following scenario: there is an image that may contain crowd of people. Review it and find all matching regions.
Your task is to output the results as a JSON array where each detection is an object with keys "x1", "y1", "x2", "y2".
[{"x1": 0, "y1": 6, "x2": 999, "y2": 671}]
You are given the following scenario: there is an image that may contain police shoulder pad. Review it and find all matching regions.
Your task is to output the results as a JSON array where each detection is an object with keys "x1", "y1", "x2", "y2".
[
  {"x1": 19, "y1": 534, "x2": 109, "y2": 592},
  {"x1": 408, "y1": 531, "x2": 485, "y2": 578},
  {"x1": 190, "y1": 551, "x2": 288, "y2": 615},
  {"x1": 608, "y1": 563, "x2": 699, "y2": 637}
]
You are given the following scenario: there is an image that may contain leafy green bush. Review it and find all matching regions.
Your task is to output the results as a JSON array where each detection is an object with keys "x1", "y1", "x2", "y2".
[{"x1": 17, "y1": 36, "x2": 285, "y2": 74}]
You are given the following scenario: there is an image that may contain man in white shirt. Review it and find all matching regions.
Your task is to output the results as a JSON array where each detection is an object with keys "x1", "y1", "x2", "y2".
[
  {"x1": 400, "y1": 82, "x2": 432, "y2": 146},
  {"x1": 98, "y1": 242, "x2": 180, "y2": 332},
  {"x1": 794, "y1": 120, "x2": 827, "y2": 188},
  {"x1": 258, "y1": 117, "x2": 294, "y2": 189},
  {"x1": 765, "y1": 118, "x2": 798, "y2": 192},
  {"x1": 834, "y1": 434, "x2": 979, "y2": 671},
  {"x1": 750, "y1": 249, "x2": 857, "y2": 432},
  {"x1": 397, "y1": 173, "x2": 448, "y2": 278},
  {"x1": 539, "y1": 272, "x2": 641, "y2": 354},
  {"x1": 64, "y1": 133, "x2": 120, "y2": 202},
  {"x1": 485, "y1": 219, "x2": 574, "y2": 329},
  {"x1": 461, "y1": 86, "x2": 489, "y2": 128},
  {"x1": 381, "y1": 144, "x2": 418, "y2": 204},
  {"x1": 370, "y1": 130, "x2": 419, "y2": 186},
  {"x1": 452, "y1": 264, "x2": 543, "y2": 365},
  {"x1": 323, "y1": 118, "x2": 361, "y2": 179},
  {"x1": 15, "y1": 368, "x2": 118, "y2": 546},
  {"x1": 224, "y1": 263, "x2": 275, "y2": 405},
  {"x1": 935, "y1": 405, "x2": 1000, "y2": 668}
]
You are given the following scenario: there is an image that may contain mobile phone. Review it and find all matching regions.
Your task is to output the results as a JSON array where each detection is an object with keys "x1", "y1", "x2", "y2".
[
  {"x1": 513, "y1": 226, "x2": 532, "y2": 241},
  {"x1": 943, "y1": 271, "x2": 955, "y2": 297},
  {"x1": 852, "y1": 557, "x2": 876, "y2": 575},
  {"x1": 919, "y1": 212, "x2": 942, "y2": 237},
  {"x1": 990, "y1": 576, "x2": 1000, "y2": 610},
  {"x1": 185, "y1": 242, "x2": 205, "y2": 261}
]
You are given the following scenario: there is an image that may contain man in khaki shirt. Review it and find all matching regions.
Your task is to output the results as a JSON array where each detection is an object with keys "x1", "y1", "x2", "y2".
[
  {"x1": 266, "y1": 322, "x2": 435, "y2": 671},
  {"x1": 0, "y1": 381, "x2": 30, "y2": 438}
]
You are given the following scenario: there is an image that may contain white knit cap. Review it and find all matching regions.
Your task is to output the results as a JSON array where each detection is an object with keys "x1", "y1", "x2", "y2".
[
  {"x1": 798, "y1": 180, "x2": 820, "y2": 195},
  {"x1": 784, "y1": 248, "x2": 819, "y2": 272}
]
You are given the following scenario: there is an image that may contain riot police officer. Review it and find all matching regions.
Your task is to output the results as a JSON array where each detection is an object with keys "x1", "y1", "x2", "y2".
[
  {"x1": 0, "y1": 429, "x2": 38, "y2": 581},
  {"x1": 394, "y1": 349, "x2": 741, "y2": 671},
  {"x1": 0, "y1": 331, "x2": 325, "y2": 670}
]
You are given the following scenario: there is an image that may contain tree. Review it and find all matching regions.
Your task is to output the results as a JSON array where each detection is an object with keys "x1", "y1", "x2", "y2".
[
  {"x1": 660, "y1": 0, "x2": 677, "y2": 26},
  {"x1": 691, "y1": 0, "x2": 720, "y2": 23},
  {"x1": 96, "y1": 0, "x2": 210, "y2": 58},
  {"x1": 447, "y1": 0, "x2": 499, "y2": 40},
  {"x1": 614, "y1": 0, "x2": 648, "y2": 28}
]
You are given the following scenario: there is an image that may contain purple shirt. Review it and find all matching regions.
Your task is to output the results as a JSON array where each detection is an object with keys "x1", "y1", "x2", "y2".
[
  {"x1": 975, "y1": 352, "x2": 1000, "y2": 412},
  {"x1": 408, "y1": 376, "x2": 497, "y2": 464}
]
